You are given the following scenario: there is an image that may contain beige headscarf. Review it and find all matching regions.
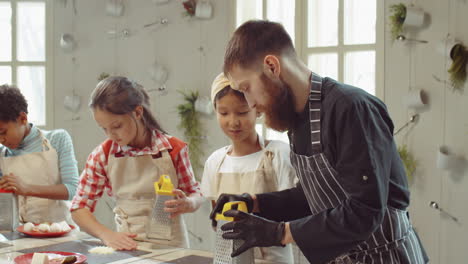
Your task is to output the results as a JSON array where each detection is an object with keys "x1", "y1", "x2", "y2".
[{"x1": 210, "y1": 73, "x2": 232, "y2": 106}]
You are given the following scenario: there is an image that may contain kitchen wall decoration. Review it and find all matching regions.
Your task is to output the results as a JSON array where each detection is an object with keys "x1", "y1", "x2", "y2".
[
  {"x1": 437, "y1": 35, "x2": 467, "y2": 91},
  {"x1": 194, "y1": 96, "x2": 213, "y2": 115},
  {"x1": 148, "y1": 60, "x2": 169, "y2": 94},
  {"x1": 404, "y1": 89, "x2": 428, "y2": 111},
  {"x1": 398, "y1": 144, "x2": 417, "y2": 183},
  {"x1": 105, "y1": 0, "x2": 125, "y2": 17},
  {"x1": 447, "y1": 43, "x2": 468, "y2": 91},
  {"x1": 389, "y1": 3, "x2": 427, "y2": 41},
  {"x1": 182, "y1": 0, "x2": 213, "y2": 19},
  {"x1": 176, "y1": 90, "x2": 205, "y2": 179},
  {"x1": 59, "y1": 33, "x2": 76, "y2": 53},
  {"x1": 437, "y1": 146, "x2": 459, "y2": 170}
]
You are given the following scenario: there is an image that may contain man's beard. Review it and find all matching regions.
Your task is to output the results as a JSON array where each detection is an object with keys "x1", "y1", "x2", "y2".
[{"x1": 258, "y1": 73, "x2": 298, "y2": 132}]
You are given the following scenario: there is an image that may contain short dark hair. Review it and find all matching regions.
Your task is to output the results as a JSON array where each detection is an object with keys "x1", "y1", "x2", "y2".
[
  {"x1": 0, "y1": 84, "x2": 28, "y2": 122},
  {"x1": 214, "y1": 85, "x2": 246, "y2": 108},
  {"x1": 223, "y1": 20, "x2": 296, "y2": 74}
]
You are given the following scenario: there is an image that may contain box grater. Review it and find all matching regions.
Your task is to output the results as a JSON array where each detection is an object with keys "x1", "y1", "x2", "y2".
[
  {"x1": 147, "y1": 175, "x2": 174, "y2": 240},
  {"x1": 0, "y1": 189, "x2": 19, "y2": 231},
  {"x1": 214, "y1": 201, "x2": 254, "y2": 264}
]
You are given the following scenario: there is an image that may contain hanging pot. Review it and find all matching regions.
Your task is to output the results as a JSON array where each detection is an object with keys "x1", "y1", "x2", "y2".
[
  {"x1": 148, "y1": 62, "x2": 169, "y2": 85},
  {"x1": 404, "y1": 7, "x2": 425, "y2": 27},
  {"x1": 194, "y1": 96, "x2": 213, "y2": 115},
  {"x1": 105, "y1": 0, "x2": 124, "y2": 17},
  {"x1": 436, "y1": 36, "x2": 459, "y2": 58},
  {"x1": 64, "y1": 94, "x2": 81, "y2": 113},
  {"x1": 403, "y1": 89, "x2": 428, "y2": 109},
  {"x1": 60, "y1": 33, "x2": 75, "y2": 53},
  {"x1": 195, "y1": 1, "x2": 212, "y2": 19}
]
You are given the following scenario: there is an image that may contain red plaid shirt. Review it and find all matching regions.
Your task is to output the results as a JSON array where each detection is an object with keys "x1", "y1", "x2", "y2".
[{"x1": 71, "y1": 130, "x2": 200, "y2": 212}]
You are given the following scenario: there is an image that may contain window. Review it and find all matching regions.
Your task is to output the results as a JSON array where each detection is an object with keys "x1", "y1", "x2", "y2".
[
  {"x1": 235, "y1": 0, "x2": 383, "y2": 143},
  {"x1": 0, "y1": 0, "x2": 51, "y2": 127}
]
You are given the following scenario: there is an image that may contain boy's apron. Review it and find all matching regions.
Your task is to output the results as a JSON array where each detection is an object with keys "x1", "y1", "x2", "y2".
[{"x1": 0, "y1": 131, "x2": 71, "y2": 224}]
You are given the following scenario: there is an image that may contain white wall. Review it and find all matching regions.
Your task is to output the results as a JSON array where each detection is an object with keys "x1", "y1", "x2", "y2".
[
  {"x1": 385, "y1": 1, "x2": 468, "y2": 263},
  {"x1": 51, "y1": 0, "x2": 233, "y2": 251}
]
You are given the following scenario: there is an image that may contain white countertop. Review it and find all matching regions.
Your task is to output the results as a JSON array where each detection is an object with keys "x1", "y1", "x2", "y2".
[{"x1": 0, "y1": 229, "x2": 276, "y2": 264}]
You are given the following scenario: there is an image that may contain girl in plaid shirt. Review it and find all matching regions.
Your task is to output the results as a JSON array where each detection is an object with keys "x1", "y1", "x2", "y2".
[{"x1": 71, "y1": 76, "x2": 202, "y2": 250}]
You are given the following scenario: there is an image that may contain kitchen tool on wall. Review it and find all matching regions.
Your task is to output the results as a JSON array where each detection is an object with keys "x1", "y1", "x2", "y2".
[
  {"x1": 396, "y1": 35, "x2": 428, "y2": 44},
  {"x1": 143, "y1": 18, "x2": 169, "y2": 29},
  {"x1": 107, "y1": 29, "x2": 132, "y2": 39},
  {"x1": 148, "y1": 61, "x2": 169, "y2": 93},
  {"x1": 147, "y1": 175, "x2": 174, "y2": 240},
  {"x1": 105, "y1": 0, "x2": 125, "y2": 17},
  {"x1": 0, "y1": 189, "x2": 19, "y2": 231},
  {"x1": 394, "y1": 114, "x2": 419, "y2": 136},
  {"x1": 429, "y1": 201, "x2": 459, "y2": 223},
  {"x1": 214, "y1": 201, "x2": 254, "y2": 264}
]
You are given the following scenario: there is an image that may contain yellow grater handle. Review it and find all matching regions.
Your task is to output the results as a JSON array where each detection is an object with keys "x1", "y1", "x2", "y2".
[
  {"x1": 215, "y1": 201, "x2": 248, "y2": 222},
  {"x1": 154, "y1": 175, "x2": 174, "y2": 196}
]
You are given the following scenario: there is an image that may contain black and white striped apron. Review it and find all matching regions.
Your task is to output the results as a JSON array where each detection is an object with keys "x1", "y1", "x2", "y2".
[{"x1": 290, "y1": 73, "x2": 427, "y2": 264}]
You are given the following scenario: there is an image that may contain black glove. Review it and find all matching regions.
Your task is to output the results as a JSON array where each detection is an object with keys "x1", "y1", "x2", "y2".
[
  {"x1": 221, "y1": 209, "x2": 285, "y2": 258},
  {"x1": 209, "y1": 193, "x2": 254, "y2": 228}
]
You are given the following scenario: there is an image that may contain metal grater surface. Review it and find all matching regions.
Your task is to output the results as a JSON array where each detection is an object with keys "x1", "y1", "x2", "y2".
[
  {"x1": 0, "y1": 192, "x2": 18, "y2": 231},
  {"x1": 147, "y1": 194, "x2": 172, "y2": 240},
  {"x1": 213, "y1": 220, "x2": 254, "y2": 264}
]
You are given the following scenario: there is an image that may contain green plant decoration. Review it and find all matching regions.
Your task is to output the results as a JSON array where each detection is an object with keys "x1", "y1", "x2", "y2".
[
  {"x1": 398, "y1": 144, "x2": 417, "y2": 183},
  {"x1": 389, "y1": 3, "x2": 407, "y2": 40},
  {"x1": 448, "y1": 43, "x2": 468, "y2": 91},
  {"x1": 98, "y1": 72, "x2": 110, "y2": 81},
  {"x1": 177, "y1": 90, "x2": 204, "y2": 179}
]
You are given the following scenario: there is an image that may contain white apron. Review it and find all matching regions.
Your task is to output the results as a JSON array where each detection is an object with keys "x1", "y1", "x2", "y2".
[
  {"x1": 107, "y1": 147, "x2": 189, "y2": 248},
  {"x1": 212, "y1": 136, "x2": 293, "y2": 263},
  {"x1": 0, "y1": 131, "x2": 71, "y2": 224}
]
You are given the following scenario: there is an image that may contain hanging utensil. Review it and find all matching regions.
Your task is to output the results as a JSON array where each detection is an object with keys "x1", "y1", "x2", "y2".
[
  {"x1": 429, "y1": 201, "x2": 459, "y2": 223},
  {"x1": 397, "y1": 35, "x2": 428, "y2": 44},
  {"x1": 394, "y1": 114, "x2": 419, "y2": 136},
  {"x1": 143, "y1": 18, "x2": 169, "y2": 28}
]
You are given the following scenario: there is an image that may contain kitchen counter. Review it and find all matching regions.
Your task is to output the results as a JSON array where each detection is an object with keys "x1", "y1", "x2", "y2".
[{"x1": 0, "y1": 229, "x2": 277, "y2": 263}]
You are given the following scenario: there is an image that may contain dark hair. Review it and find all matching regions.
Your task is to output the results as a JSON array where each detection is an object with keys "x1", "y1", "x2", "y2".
[
  {"x1": 0, "y1": 84, "x2": 28, "y2": 122},
  {"x1": 89, "y1": 76, "x2": 165, "y2": 133},
  {"x1": 214, "y1": 85, "x2": 246, "y2": 108},
  {"x1": 223, "y1": 20, "x2": 296, "y2": 74}
]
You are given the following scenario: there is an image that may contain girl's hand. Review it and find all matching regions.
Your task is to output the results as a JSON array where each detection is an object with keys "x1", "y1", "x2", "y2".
[
  {"x1": 99, "y1": 230, "x2": 138, "y2": 250},
  {"x1": 0, "y1": 173, "x2": 30, "y2": 195},
  {"x1": 164, "y1": 189, "x2": 195, "y2": 219}
]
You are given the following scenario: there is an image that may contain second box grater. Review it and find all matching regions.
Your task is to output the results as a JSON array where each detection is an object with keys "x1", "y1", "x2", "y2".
[
  {"x1": 0, "y1": 189, "x2": 19, "y2": 231},
  {"x1": 147, "y1": 175, "x2": 174, "y2": 240},
  {"x1": 214, "y1": 201, "x2": 254, "y2": 264}
]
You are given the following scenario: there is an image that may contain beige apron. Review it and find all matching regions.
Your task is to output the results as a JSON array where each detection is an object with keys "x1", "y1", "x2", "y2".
[
  {"x1": 107, "y1": 147, "x2": 189, "y2": 248},
  {"x1": 212, "y1": 136, "x2": 292, "y2": 263},
  {"x1": 0, "y1": 131, "x2": 71, "y2": 224}
]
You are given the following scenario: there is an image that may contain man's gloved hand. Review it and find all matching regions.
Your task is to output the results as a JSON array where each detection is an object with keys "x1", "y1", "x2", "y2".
[
  {"x1": 209, "y1": 193, "x2": 254, "y2": 228},
  {"x1": 220, "y1": 209, "x2": 285, "y2": 258}
]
